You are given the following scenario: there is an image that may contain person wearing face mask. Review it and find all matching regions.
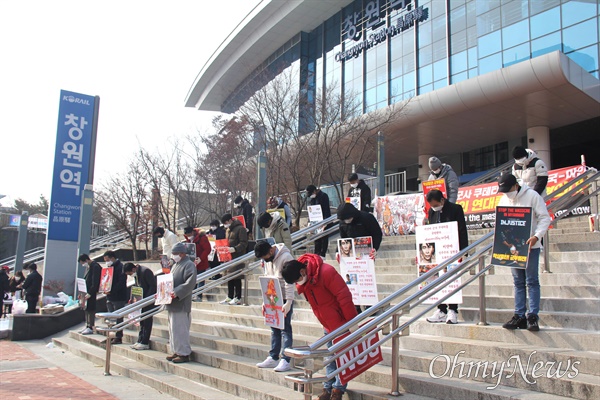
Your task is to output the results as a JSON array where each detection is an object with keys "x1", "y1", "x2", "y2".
[
  {"x1": 153, "y1": 226, "x2": 179, "y2": 263},
  {"x1": 233, "y1": 195, "x2": 255, "y2": 239},
  {"x1": 207, "y1": 220, "x2": 226, "y2": 279},
  {"x1": 305, "y1": 185, "x2": 332, "y2": 258},
  {"x1": 428, "y1": 156, "x2": 459, "y2": 204},
  {"x1": 21, "y1": 263, "x2": 43, "y2": 314},
  {"x1": 347, "y1": 173, "x2": 372, "y2": 213},
  {"x1": 511, "y1": 146, "x2": 548, "y2": 196},
  {"x1": 0, "y1": 266, "x2": 10, "y2": 317},
  {"x1": 254, "y1": 240, "x2": 295, "y2": 372},
  {"x1": 165, "y1": 242, "x2": 197, "y2": 363},
  {"x1": 257, "y1": 211, "x2": 292, "y2": 250},
  {"x1": 282, "y1": 255, "x2": 358, "y2": 400},
  {"x1": 336, "y1": 202, "x2": 383, "y2": 254},
  {"x1": 268, "y1": 196, "x2": 293, "y2": 227},
  {"x1": 424, "y1": 189, "x2": 468, "y2": 324},
  {"x1": 9, "y1": 270, "x2": 25, "y2": 313},
  {"x1": 497, "y1": 174, "x2": 551, "y2": 332},
  {"x1": 184, "y1": 226, "x2": 211, "y2": 302},
  {"x1": 103, "y1": 250, "x2": 127, "y2": 344},
  {"x1": 77, "y1": 254, "x2": 102, "y2": 334},
  {"x1": 123, "y1": 263, "x2": 158, "y2": 350},
  {"x1": 219, "y1": 213, "x2": 248, "y2": 305}
]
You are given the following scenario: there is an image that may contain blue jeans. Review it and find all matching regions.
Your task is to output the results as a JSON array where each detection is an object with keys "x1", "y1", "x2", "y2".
[
  {"x1": 511, "y1": 248, "x2": 540, "y2": 317},
  {"x1": 270, "y1": 302, "x2": 293, "y2": 362},
  {"x1": 196, "y1": 278, "x2": 205, "y2": 300},
  {"x1": 324, "y1": 337, "x2": 348, "y2": 393}
]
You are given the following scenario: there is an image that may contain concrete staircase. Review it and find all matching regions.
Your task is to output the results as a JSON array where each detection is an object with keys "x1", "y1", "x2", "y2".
[{"x1": 53, "y1": 216, "x2": 599, "y2": 399}]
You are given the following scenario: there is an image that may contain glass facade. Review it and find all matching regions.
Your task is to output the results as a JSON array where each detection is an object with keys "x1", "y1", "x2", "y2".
[{"x1": 224, "y1": 0, "x2": 600, "y2": 122}]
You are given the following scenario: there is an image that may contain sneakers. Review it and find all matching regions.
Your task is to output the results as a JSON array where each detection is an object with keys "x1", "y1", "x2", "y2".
[
  {"x1": 317, "y1": 389, "x2": 331, "y2": 400},
  {"x1": 220, "y1": 297, "x2": 233, "y2": 304},
  {"x1": 527, "y1": 314, "x2": 540, "y2": 332},
  {"x1": 193, "y1": 297, "x2": 203, "y2": 302},
  {"x1": 274, "y1": 359, "x2": 291, "y2": 372},
  {"x1": 330, "y1": 389, "x2": 344, "y2": 400},
  {"x1": 256, "y1": 356, "x2": 279, "y2": 368},
  {"x1": 502, "y1": 314, "x2": 527, "y2": 330},
  {"x1": 166, "y1": 354, "x2": 179, "y2": 361},
  {"x1": 229, "y1": 297, "x2": 241, "y2": 305},
  {"x1": 131, "y1": 343, "x2": 150, "y2": 350},
  {"x1": 172, "y1": 354, "x2": 190, "y2": 363},
  {"x1": 80, "y1": 327, "x2": 94, "y2": 335},
  {"x1": 426, "y1": 309, "x2": 446, "y2": 323},
  {"x1": 446, "y1": 309, "x2": 458, "y2": 324}
]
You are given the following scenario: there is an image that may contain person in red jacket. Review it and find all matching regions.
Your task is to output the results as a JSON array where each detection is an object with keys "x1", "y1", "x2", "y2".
[
  {"x1": 184, "y1": 226, "x2": 211, "y2": 302},
  {"x1": 282, "y1": 254, "x2": 358, "y2": 400}
]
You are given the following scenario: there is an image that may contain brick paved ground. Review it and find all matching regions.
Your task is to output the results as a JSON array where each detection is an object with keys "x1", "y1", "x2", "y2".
[{"x1": 0, "y1": 340, "x2": 38, "y2": 361}]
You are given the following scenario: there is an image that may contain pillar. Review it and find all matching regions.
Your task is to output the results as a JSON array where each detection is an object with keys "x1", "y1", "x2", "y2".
[{"x1": 527, "y1": 126, "x2": 551, "y2": 169}]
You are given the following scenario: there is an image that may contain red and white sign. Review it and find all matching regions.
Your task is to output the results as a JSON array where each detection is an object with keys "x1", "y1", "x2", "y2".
[{"x1": 333, "y1": 325, "x2": 383, "y2": 385}]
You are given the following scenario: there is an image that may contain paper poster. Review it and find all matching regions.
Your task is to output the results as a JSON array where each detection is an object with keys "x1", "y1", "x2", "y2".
[
  {"x1": 338, "y1": 237, "x2": 378, "y2": 306},
  {"x1": 415, "y1": 222, "x2": 462, "y2": 304},
  {"x1": 215, "y1": 239, "x2": 232, "y2": 262},
  {"x1": 422, "y1": 178, "x2": 447, "y2": 216},
  {"x1": 345, "y1": 196, "x2": 361, "y2": 211},
  {"x1": 207, "y1": 236, "x2": 216, "y2": 262},
  {"x1": 160, "y1": 255, "x2": 171, "y2": 274},
  {"x1": 76, "y1": 277, "x2": 87, "y2": 293},
  {"x1": 99, "y1": 267, "x2": 113, "y2": 294},
  {"x1": 128, "y1": 286, "x2": 144, "y2": 326},
  {"x1": 353, "y1": 236, "x2": 373, "y2": 259},
  {"x1": 267, "y1": 208, "x2": 286, "y2": 220},
  {"x1": 492, "y1": 206, "x2": 533, "y2": 269},
  {"x1": 373, "y1": 193, "x2": 426, "y2": 236},
  {"x1": 307, "y1": 205, "x2": 325, "y2": 233},
  {"x1": 155, "y1": 274, "x2": 174, "y2": 305},
  {"x1": 233, "y1": 214, "x2": 246, "y2": 228},
  {"x1": 333, "y1": 321, "x2": 383, "y2": 385},
  {"x1": 259, "y1": 276, "x2": 284, "y2": 330},
  {"x1": 184, "y1": 242, "x2": 196, "y2": 259}
]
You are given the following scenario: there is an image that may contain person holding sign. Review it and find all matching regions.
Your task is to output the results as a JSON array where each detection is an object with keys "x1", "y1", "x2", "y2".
[
  {"x1": 428, "y1": 156, "x2": 459, "y2": 203},
  {"x1": 165, "y1": 243, "x2": 197, "y2": 363},
  {"x1": 184, "y1": 226, "x2": 211, "y2": 302},
  {"x1": 233, "y1": 196, "x2": 254, "y2": 239},
  {"x1": 306, "y1": 185, "x2": 332, "y2": 258},
  {"x1": 153, "y1": 226, "x2": 179, "y2": 263},
  {"x1": 254, "y1": 240, "x2": 295, "y2": 373},
  {"x1": 424, "y1": 190, "x2": 468, "y2": 324},
  {"x1": 103, "y1": 251, "x2": 127, "y2": 344},
  {"x1": 282, "y1": 254, "x2": 358, "y2": 400},
  {"x1": 336, "y1": 203, "x2": 382, "y2": 256},
  {"x1": 268, "y1": 196, "x2": 293, "y2": 227},
  {"x1": 347, "y1": 173, "x2": 372, "y2": 213},
  {"x1": 497, "y1": 174, "x2": 551, "y2": 332},
  {"x1": 124, "y1": 263, "x2": 157, "y2": 350},
  {"x1": 257, "y1": 211, "x2": 292, "y2": 249},
  {"x1": 219, "y1": 213, "x2": 248, "y2": 305},
  {"x1": 77, "y1": 254, "x2": 102, "y2": 335}
]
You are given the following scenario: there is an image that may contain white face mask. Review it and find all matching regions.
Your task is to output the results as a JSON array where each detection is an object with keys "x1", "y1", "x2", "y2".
[
  {"x1": 224, "y1": 223, "x2": 231, "y2": 229},
  {"x1": 505, "y1": 190, "x2": 518, "y2": 200},
  {"x1": 210, "y1": 226, "x2": 217, "y2": 230},
  {"x1": 515, "y1": 157, "x2": 527, "y2": 166},
  {"x1": 106, "y1": 261, "x2": 113, "y2": 267},
  {"x1": 81, "y1": 263, "x2": 88, "y2": 268},
  {"x1": 431, "y1": 205, "x2": 443, "y2": 212},
  {"x1": 344, "y1": 218, "x2": 353, "y2": 224},
  {"x1": 310, "y1": 194, "x2": 316, "y2": 199},
  {"x1": 173, "y1": 255, "x2": 182, "y2": 263},
  {"x1": 432, "y1": 168, "x2": 441, "y2": 174},
  {"x1": 350, "y1": 183, "x2": 358, "y2": 188},
  {"x1": 297, "y1": 275, "x2": 308, "y2": 285},
  {"x1": 234, "y1": 203, "x2": 241, "y2": 208}
]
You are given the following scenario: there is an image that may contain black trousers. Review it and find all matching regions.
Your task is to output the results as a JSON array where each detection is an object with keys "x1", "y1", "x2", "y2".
[
  {"x1": 25, "y1": 294, "x2": 39, "y2": 313},
  {"x1": 313, "y1": 223, "x2": 332, "y2": 257},
  {"x1": 138, "y1": 306, "x2": 155, "y2": 345},
  {"x1": 438, "y1": 304, "x2": 458, "y2": 312},
  {"x1": 228, "y1": 278, "x2": 242, "y2": 299}
]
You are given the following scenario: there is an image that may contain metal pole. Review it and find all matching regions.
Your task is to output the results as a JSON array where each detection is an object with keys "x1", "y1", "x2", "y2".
[
  {"x1": 303, "y1": 370, "x2": 313, "y2": 400},
  {"x1": 14, "y1": 211, "x2": 29, "y2": 270},
  {"x1": 592, "y1": 180, "x2": 599, "y2": 232},
  {"x1": 377, "y1": 131, "x2": 385, "y2": 196},
  {"x1": 390, "y1": 313, "x2": 401, "y2": 396},
  {"x1": 104, "y1": 331, "x2": 112, "y2": 376},
  {"x1": 477, "y1": 255, "x2": 489, "y2": 326},
  {"x1": 256, "y1": 150, "x2": 267, "y2": 239},
  {"x1": 542, "y1": 231, "x2": 551, "y2": 273},
  {"x1": 76, "y1": 184, "x2": 94, "y2": 279},
  {"x1": 242, "y1": 273, "x2": 249, "y2": 306}
]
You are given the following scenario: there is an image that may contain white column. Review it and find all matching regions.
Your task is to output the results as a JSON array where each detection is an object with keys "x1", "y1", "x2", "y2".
[
  {"x1": 527, "y1": 126, "x2": 551, "y2": 169},
  {"x1": 418, "y1": 154, "x2": 433, "y2": 190}
]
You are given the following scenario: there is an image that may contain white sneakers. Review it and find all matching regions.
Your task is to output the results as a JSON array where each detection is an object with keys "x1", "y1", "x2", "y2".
[
  {"x1": 131, "y1": 343, "x2": 150, "y2": 350},
  {"x1": 220, "y1": 297, "x2": 233, "y2": 304},
  {"x1": 256, "y1": 356, "x2": 278, "y2": 368},
  {"x1": 426, "y1": 309, "x2": 459, "y2": 324},
  {"x1": 80, "y1": 327, "x2": 93, "y2": 335},
  {"x1": 256, "y1": 356, "x2": 291, "y2": 372},
  {"x1": 446, "y1": 309, "x2": 458, "y2": 324},
  {"x1": 426, "y1": 309, "x2": 446, "y2": 323},
  {"x1": 229, "y1": 297, "x2": 241, "y2": 305}
]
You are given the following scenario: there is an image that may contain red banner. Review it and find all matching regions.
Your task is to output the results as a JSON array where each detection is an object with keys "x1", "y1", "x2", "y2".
[
  {"x1": 333, "y1": 326, "x2": 383, "y2": 385},
  {"x1": 422, "y1": 178, "x2": 447, "y2": 215}
]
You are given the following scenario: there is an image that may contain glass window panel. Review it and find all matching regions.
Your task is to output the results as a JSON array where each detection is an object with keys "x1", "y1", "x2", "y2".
[
  {"x1": 451, "y1": 70, "x2": 469, "y2": 84},
  {"x1": 419, "y1": 44, "x2": 434, "y2": 66},
  {"x1": 503, "y1": 42, "x2": 530, "y2": 67},
  {"x1": 562, "y1": 1, "x2": 598, "y2": 28},
  {"x1": 467, "y1": 25, "x2": 478, "y2": 47},
  {"x1": 501, "y1": 0, "x2": 529, "y2": 26},
  {"x1": 433, "y1": 59, "x2": 448, "y2": 80},
  {"x1": 450, "y1": 6, "x2": 467, "y2": 33},
  {"x1": 434, "y1": 78, "x2": 448, "y2": 90},
  {"x1": 419, "y1": 21, "x2": 433, "y2": 47},
  {"x1": 468, "y1": 47, "x2": 478, "y2": 68},
  {"x1": 376, "y1": 43, "x2": 387, "y2": 67},
  {"x1": 390, "y1": 76, "x2": 403, "y2": 99},
  {"x1": 530, "y1": 7, "x2": 560, "y2": 39},
  {"x1": 365, "y1": 87, "x2": 377, "y2": 107},
  {"x1": 566, "y1": 44, "x2": 599, "y2": 73},
  {"x1": 367, "y1": 47, "x2": 377, "y2": 71},
  {"x1": 477, "y1": 8, "x2": 501, "y2": 36},
  {"x1": 419, "y1": 83, "x2": 434, "y2": 94},
  {"x1": 530, "y1": 0, "x2": 559, "y2": 16},
  {"x1": 391, "y1": 59, "x2": 403, "y2": 78},
  {"x1": 563, "y1": 18, "x2": 598, "y2": 52},
  {"x1": 433, "y1": 16, "x2": 447, "y2": 43},
  {"x1": 403, "y1": 29, "x2": 415, "y2": 52},
  {"x1": 391, "y1": 36, "x2": 403, "y2": 60},
  {"x1": 479, "y1": 52, "x2": 502, "y2": 74},
  {"x1": 451, "y1": 50, "x2": 468, "y2": 73},
  {"x1": 352, "y1": 56, "x2": 363, "y2": 80},
  {"x1": 430, "y1": 0, "x2": 446, "y2": 19},
  {"x1": 403, "y1": 53, "x2": 416, "y2": 72},
  {"x1": 468, "y1": 67, "x2": 478, "y2": 78},
  {"x1": 376, "y1": 65, "x2": 387, "y2": 85},
  {"x1": 376, "y1": 83, "x2": 388, "y2": 104},
  {"x1": 433, "y1": 40, "x2": 447, "y2": 62},
  {"x1": 404, "y1": 71, "x2": 416, "y2": 92},
  {"x1": 502, "y1": 20, "x2": 530, "y2": 49},
  {"x1": 419, "y1": 63, "x2": 433, "y2": 85},
  {"x1": 531, "y1": 32, "x2": 562, "y2": 58},
  {"x1": 451, "y1": 30, "x2": 467, "y2": 54},
  {"x1": 478, "y1": 30, "x2": 501, "y2": 58},
  {"x1": 366, "y1": 70, "x2": 377, "y2": 89},
  {"x1": 476, "y1": 0, "x2": 500, "y2": 16},
  {"x1": 466, "y1": 0, "x2": 477, "y2": 27},
  {"x1": 450, "y1": 0, "x2": 465, "y2": 10}
]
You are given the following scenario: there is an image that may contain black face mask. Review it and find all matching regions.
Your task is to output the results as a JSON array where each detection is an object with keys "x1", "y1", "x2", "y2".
[{"x1": 264, "y1": 254, "x2": 275, "y2": 263}]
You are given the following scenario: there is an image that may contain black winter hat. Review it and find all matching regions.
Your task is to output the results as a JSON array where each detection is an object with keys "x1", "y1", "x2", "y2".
[
  {"x1": 337, "y1": 202, "x2": 358, "y2": 220},
  {"x1": 512, "y1": 146, "x2": 528, "y2": 159}
]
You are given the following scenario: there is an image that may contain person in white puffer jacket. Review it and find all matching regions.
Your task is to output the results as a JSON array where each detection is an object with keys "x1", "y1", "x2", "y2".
[
  {"x1": 254, "y1": 241, "x2": 295, "y2": 373},
  {"x1": 497, "y1": 174, "x2": 551, "y2": 333},
  {"x1": 511, "y1": 146, "x2": 549, "y2": 196}
]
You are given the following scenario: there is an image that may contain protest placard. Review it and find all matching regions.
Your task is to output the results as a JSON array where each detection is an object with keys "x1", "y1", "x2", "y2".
[
  {"x1": 259, "y1": 276, "x2": 284, "y2": 330},
  {"x1": 338, "y1": 236, "x2": 378, "y2": 306},
  {"x1": 215, "y1": 239, "x2": 232, "y2": 262},
  {"x1": 155, "y1": 274, "x2": 174, "y2": 305},
  {"x1": 491, "y1": 206, "x2": 532, "y2": 269},
  {"x1": 99, "y1": 267, "x2": 113, "y2": 294}
]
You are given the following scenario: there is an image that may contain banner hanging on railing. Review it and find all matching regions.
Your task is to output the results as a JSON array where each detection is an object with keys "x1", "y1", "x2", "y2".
[
  {"x1": 333, "y1": 322, "x2": 383, "y2": 385},
  {"x1": 373, "y1": 193, "x2": 426, "y2": 236}
]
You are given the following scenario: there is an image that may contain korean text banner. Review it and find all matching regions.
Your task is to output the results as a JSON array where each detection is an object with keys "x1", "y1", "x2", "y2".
[{"x1": 47, "y1": 90, "x2": 96, "y2": 241}]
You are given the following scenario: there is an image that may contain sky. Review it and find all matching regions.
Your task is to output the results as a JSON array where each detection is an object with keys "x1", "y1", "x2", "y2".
[{"x1": 0, "y1": 0, "x2": 260, "y2": 207}]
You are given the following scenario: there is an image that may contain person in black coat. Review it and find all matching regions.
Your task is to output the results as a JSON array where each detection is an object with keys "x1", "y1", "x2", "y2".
[
  {"x1": 21, "y1": 263, "x2": 43, "y2": 314},
  {"x1": 78, "y1": 254, "x2": 102, "y2": 334},
  {"x1": 208, "y1": 219, "x2": 226, "y2": 279},
  {"x1": 336, "y1": 203, "x2": 383, "y2": 251},
  {"x1": 0, "y1": 266, "x2": 10, "y2": 317},
  {"x1": 234, "y1": 196, "x2": 254, "y2": 238},
  {"x1": 103, "y1": 250, "x2": 128, "y2": 343},
  {"x1": 347, "y1": 173, "x2": 372, "y2": 213},
  {"x1": 306, "y1": 185, "x2": 332, "y2": 257},
  {"x1": 124, "y1": 263, "x2": 158, "y2": 350},
  {"x1": 425, "y1": 189, "x2": 469, "y2": 325}
]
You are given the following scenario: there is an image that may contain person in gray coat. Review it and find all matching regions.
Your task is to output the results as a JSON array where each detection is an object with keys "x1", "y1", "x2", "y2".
[
  {"x1": 428, "y1": 156, "x2": 460, "y2": 203},
  {"x1": 165, "y1": 242, "x2": 197, "y2": 363}
]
